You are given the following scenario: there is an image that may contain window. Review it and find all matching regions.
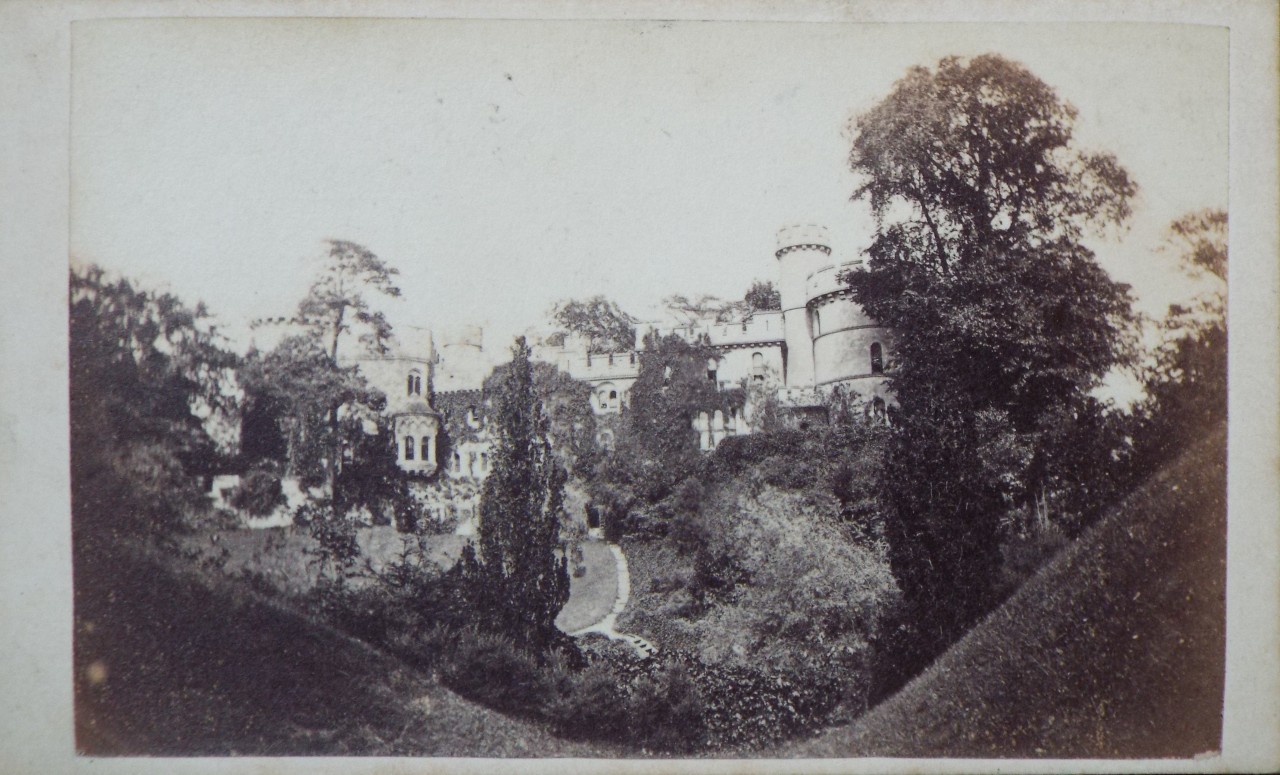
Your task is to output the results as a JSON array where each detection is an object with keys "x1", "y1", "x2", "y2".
[
  {"x1": 870, "y1": 343, "x2": 884, "y2": 375},
  {"x1": 707, "y1": 358, "x2": 718, "y2": 382},
  {"x1": 404, "y1": 436, "x2": 415, "y2": 460},
  {"x1": 752, "y1": 351, "x2": 765, "y2": 383},
  {"x1": 420, "y1": 437, "x2": 430, "y2": 461},
  {"x1": 407, "y1": 370, "x2": 422, "y2": 396},
  {"x1": 814, "y1": 309, "x2": 822, "y2": 336},
  {"x1": 609, "y1": 390, "x2": 617, "y2": 400}
]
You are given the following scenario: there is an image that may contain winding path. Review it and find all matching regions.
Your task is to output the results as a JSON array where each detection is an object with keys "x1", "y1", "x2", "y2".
[{"x1": 570, "y1": 544, "x2": 659, "y2": 659}]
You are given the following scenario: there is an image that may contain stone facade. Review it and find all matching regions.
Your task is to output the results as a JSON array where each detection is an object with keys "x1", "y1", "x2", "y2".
[{"x1": 251, "y1": 224, "x2": 893, "y2": 473}]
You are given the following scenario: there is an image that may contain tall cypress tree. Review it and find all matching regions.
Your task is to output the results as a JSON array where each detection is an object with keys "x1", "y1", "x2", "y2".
[{"x1": 472, "y1": 337, "x2": 571, "y2": 651}]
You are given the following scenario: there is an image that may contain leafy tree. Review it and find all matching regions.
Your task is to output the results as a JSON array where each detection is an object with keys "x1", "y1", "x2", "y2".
[
  {"x1": 597, "y1": 333, "x2": 737, "y2": 511},
  {"x1": 69, "y1": 264, "x2": 238, "y2": 535},
  {"x1": 240, "y1": 240, "x2": 401, "y2": 490},
  {"x1": 464, "y1": 337, "x2": 571, "y2": 652},
  {"x1": 663, "y1": 293, "x2": 744, "y2": 325},
  {"x1": 844, "y1": 54, "x2": 1139, "y2": 679},
  {"x1": 483, "y1": 359, "x2": 598, "y2": 478},
  {"x1": 1131, "y1": 209, "x2": 1227, "y2": 470},
  {"x1": 743, "y1": 280, "x2": 781, "y2": 312},
  {"x1": 549, "y1": 296, "x2": 637, "y2": 354}
]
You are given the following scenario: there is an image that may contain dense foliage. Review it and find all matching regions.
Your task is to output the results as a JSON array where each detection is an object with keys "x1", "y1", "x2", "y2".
[
  {"x1": 591, "y1": 332, "x2": 741, "y2": 532},
  {"x1": 483, "y1": 359, "x2": 599, "y2": 479},
  {"x1": 549, "y1": 296, "x2": 637, "y2": 354},
  {"x1": 743, "y1": 279, "x2": 781, "y2": 312},
  {"x1": 844, "y1": 54, "x2": 1139, "y2": 684},
  {"x1": 69, "y1": 265, "x2": 238, "y2": 537},
  {"x1": 238, "y1": 240, "x2": 401, "y2": 491},
  {"x1": 462, "y1": 338, "x2": 572, "y2": 652},
  {"x1": 1130, "y1": 209, "x2": 1227, "y2": 470}
]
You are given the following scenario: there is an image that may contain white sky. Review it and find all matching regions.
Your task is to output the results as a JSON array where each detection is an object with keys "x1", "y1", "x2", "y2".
[{"x1": 71, "y1": 19, "x2": 1227, "y2": 352}]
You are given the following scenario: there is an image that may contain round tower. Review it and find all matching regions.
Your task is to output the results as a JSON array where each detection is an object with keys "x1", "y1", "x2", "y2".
[{"x1": 775, "y1": 224, "x2": 833, "y2": 388}]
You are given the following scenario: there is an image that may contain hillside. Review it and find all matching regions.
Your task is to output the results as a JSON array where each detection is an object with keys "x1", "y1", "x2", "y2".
[
  {"x1": 73, "y1": 535, "x2": 611, "y2": 757},
  {"x1": 785, "y1": 423, "x2": 1227, "y2": 759}
]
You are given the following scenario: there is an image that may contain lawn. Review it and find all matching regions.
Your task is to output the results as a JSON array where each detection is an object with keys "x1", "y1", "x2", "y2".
[
  {"x1": 781, "y1": 422, "x2": 1227, "y2": 758},
  {"x1": 555, "y1": 540, "x2": 618, "y2": 633}
]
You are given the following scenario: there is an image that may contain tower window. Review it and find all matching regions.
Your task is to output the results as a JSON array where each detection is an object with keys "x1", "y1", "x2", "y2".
[
  {"x1": 609, "y1": 390, "x2": 617, "y2": 400},
  {"x1": 404, "y1": 435, "x2": 415, "y2": 461},
  {"x1": 870, "y1": 343, "x2": 884, "y2": 374},
  {"x1": 420, "y1": 436, "x2": 429, "y2": 461},
  {"x1": 752, "y1": 351, "x2": 765, "y2": 382}
]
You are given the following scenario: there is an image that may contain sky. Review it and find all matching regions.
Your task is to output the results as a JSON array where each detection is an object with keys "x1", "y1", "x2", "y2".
[{"x1": 70, "y1": 18, "x2": 1228, "y2": 353}]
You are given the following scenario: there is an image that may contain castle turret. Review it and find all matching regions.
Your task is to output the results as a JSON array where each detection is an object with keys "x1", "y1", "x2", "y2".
[{"x1": 775, "y1": 224, "x2": 832, "y2": 388}]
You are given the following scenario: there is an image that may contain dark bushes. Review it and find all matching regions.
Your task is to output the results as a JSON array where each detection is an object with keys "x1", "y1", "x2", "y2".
[{"x1": 227, "y1": 465, "x2": 285, "y2": 517}]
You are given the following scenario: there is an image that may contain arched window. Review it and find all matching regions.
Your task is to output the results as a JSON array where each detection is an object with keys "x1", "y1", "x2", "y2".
[
  {"x1": 870, "y1": 343, "x2": 884, "y2": 375},
  {"x1": 480, "y1": 452, "x2": 488, "y2": 471},
  {"x1": 868, "y1": 397, "x2": 887, "y2": 424},
  {"x1": 609, "y1": 389, "x2": 618, "y2": 400},
  {"x1": 420, "y1": 436, "x2": 430, "y2": 461},
  {"x1": 404, "y1": 435, "x2": 415, "y2": 460},
  {"x1": 814, "y1": 309, "x2": 822, "y2": 336},
  {"x1": 452, "y1": 453, "x2": 461, "y2": 472},
  {"x1": 752, "y1": 351, "x2": 765, "y2": 382},
  {"x1": 407, "y1": 370, "x2": 422, "y2": 396}
]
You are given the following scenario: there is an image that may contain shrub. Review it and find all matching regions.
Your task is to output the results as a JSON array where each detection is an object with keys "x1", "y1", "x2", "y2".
[
  {"x1": 227, "y1": 465, "x2": 286, "y2": 517},
  {"x1": 437, "y1": 627, "x2": 553, "y2": 714}
]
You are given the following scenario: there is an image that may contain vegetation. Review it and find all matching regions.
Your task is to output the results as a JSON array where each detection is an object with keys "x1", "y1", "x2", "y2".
[
  {"x1": 548, "y1": 295, "x2": 637, "y2": 353},
  {"x1": 483, "y1": 359, "x2": 598, "y2": 479},
  {"x1": 69, "y1": 264, "x2": 238, "y2": 539},
  {"x1": 462, "y1": 338, "x2": 572, "y2": 653},
  {"x1": 743, "y1": 279, "x2": 781, "y2": 312},
  {"x1": 590, "y1": 332, "x2": 741, "y2": 533},
  {"x1": 1130, "y1": 209, "x2": 1227, "y2": 471},
  {"x1": 785, "y1": 424, "x2": 1226, "y2": 758},
  {"x1": 843, "y1": 53, "x2": 1140, "y2": 687}
]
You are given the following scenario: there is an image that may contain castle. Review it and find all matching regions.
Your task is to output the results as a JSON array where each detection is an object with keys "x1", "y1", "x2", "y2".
[{"x1": 253, "y1": 224, "x2": 894, "y2": 482}]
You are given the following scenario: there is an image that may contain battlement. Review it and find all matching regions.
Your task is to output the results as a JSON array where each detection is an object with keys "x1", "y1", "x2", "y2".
[
  {"x1": 552, "y1": 350, "x2": 641, "y2": 382},
  {"x1": 805, "y1": 261, "x2": 864, "y2": 303},
  {"x1": 642, "y1": 310, "x2": 785, "y2": 349},
  {"x1": 775, "y1": 224, "x2": 831, "y2": 257}
]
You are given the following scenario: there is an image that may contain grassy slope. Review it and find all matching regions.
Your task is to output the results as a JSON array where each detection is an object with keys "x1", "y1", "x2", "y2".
[
  {"x1": 74, "y1": 536, "x2": 610, "y2": 757},
  {"x1": 785, "y1": 423, "x2": 1227, "y2": 759}
]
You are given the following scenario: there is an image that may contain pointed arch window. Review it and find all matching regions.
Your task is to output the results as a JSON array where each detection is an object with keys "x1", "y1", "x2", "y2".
[{"x1": 870, "y1": 343, "x2": 884, "y2": 375}]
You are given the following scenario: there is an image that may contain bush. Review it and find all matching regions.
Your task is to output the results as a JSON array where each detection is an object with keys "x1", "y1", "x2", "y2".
[
  {"x1": 437, "y1": 627, "x2": 553, "y2": 714},
  {"x1": 227, "y1": 466, "x2": 285, "y2": 517}
]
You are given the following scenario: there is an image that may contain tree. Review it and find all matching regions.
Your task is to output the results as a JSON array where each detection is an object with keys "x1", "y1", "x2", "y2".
[
  {"x1": 549, "y1": 296, "x2": 637, "y2": 354},
  {"x1": 69, "y1": 265, "x2": 238, "y2": 535},
  {"x1": 466, "y1": 337, "x2": 571, "y2": 652},
  {"x1": 1131, "y1": 209, "x2": 1227, "y2": 470},
  {"x1": 844, "y1": 54, "x2": 1139, "y2": 680},
  {"x1": 662, "y1": 293, "x2": 744, "y2": 325},
  {"x1": 240, "y1": 240, "x2": 401, "y2": 491},
  {"x1": 483, "y1": 359, "x2": 598, "y2": 479},
  {"x1": 743, "y1": 280, "x2": 781, "y2": 313}
]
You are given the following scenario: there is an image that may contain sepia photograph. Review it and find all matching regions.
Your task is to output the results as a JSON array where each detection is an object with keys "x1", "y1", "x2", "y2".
[{"x1": 2, "y1": 2, "x2": 1276, "y2": 773}]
